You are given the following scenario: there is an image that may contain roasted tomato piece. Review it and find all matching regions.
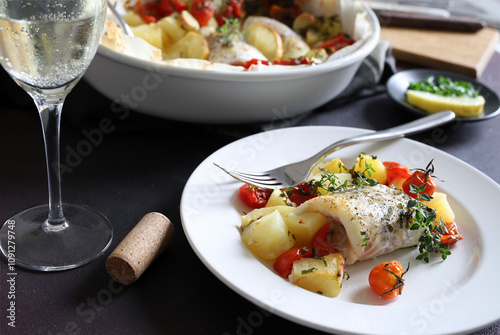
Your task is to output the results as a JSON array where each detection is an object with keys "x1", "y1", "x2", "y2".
[
  {"x1": 273, "y1": 246, "x2": 313, "y2": 278},
  {"x1": 383, "y1": 161, "x2": 411, "y2": 189},
  {"x1": 239, "y1": 184, "x2": 272, "y2": 208},
  {"x1": 312, "y1": 223, "x2": 336, "y2": 256},
  {"x1": 440, "y1": 221, "x2": 463, "y2": 244},
  {"x1": 285, "y1": 182, "x2": 318, "y2": 206},
  {"x1": 172, "y1": 0, "x2": 188, "y2": 12},
  {"x1": 190, "y1": 0, "x2": 215, "y2": 26},
  {"x1": 317, "y1": 33, "x2": 355, "y2": 51},
  {"x1": 241, "y1": 58, "x2": 270, "y2": 68},
  {"x1": 135, "y1": 1, "x2": 159, "y2": 23},
  {"x1": 157, "y1": 0, "x2": 175, "y2": 16}
]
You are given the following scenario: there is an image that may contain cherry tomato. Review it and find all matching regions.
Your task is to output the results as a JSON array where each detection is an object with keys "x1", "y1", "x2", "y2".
[
  {"x1": 440, "y1": 221, "x2": 463, "y2": 244},
  {"x1": 368, "y1": 261, "x2": 407, "y2": 299},
  {"x1": 190, "y1": 0, "x2": 215, "y2": 26},
  {"x1": 285, "y1": 182, "x2": 318, "y2": 206},
  {"x1": 402, "y1": 170, "x2": 437, "y2": 199},
  {"x1": 273, "y1": 247, "x2": 312, "y2": 278},
  {"x1": 239, "y1": 184, "x2": 272, "y2": 208},
  {"x1": 312, "y1": 223, "x2": 336, "y2": 256},
  {"x1": 383, "y1": 161, "x2": 412, "y2": 189}
]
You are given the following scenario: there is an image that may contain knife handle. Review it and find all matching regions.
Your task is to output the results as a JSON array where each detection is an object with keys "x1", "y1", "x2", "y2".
[{"x1": 376, "y1": 10, "x2": 486, "y2": 32}]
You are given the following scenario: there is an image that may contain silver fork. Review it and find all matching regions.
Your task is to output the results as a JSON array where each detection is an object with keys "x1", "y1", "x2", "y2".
[{"x1": 214, "y1": 110, "x2": 456, "y2": 188}]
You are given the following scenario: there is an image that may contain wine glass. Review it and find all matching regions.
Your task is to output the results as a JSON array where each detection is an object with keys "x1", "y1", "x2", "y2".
[{"x1": 0, "y1": 0, "x2": 112, "y2": 271}]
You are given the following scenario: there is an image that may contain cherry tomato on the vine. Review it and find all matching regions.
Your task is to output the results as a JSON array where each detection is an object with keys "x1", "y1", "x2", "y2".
[
  {"x1": 239, "y1": 184, "x2": 272, "y2": 208},
  {"x1": 312, "y1": 223, "x2": 336, "y2": 256},
  {"x1": 368, "y1": 260, "x2": 408, "y2": 299},
  {"x1": 402, "y1": 170, "x2": 437, "y2": 199},
  {"x1": 402, "y1": 160, "x2": 437, "y2": 199},
  {"x1": 273, "y1": 246, "x2": 313, "y2": 278}
]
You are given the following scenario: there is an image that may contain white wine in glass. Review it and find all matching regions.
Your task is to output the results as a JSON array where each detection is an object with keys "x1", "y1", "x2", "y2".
[{"x1": 0, "y1": 0, "x2": 112, "y2": 271}]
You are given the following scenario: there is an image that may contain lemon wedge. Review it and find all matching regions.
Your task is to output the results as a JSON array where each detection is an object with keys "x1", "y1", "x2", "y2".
[{"x1": 406, "y1": 90, "x2": 485, "y2": 117}]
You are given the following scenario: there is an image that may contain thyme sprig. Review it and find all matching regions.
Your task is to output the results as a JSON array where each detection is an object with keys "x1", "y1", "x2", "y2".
[
  {"x1": 351, "y1": 161, "x2": 379, "y2": 188},
  {"x1": 314, "y1": 161, "x2": 378, "y2": 194},
  {"x1": 313, "y1": 158, "x2": 452, "y2": 263},
  {"x1": 314, "y1": 170, "x2": 349, "y2": 193},
  {"x1": 215, "y1": 17, "x2": 245, "y2": 46},
  {"x1": 407, "y1": 184, "x2": 451, "y2": 263}
]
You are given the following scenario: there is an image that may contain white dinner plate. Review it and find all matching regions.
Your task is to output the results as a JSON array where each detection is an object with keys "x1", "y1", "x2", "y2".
[{"x1": 180, "y1": 126, "x2": 500, "y2": 335}]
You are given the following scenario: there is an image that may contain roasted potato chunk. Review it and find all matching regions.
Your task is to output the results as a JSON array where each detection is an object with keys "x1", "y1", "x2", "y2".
[
  {"x1": 290, "y1": 253, "x2": 345, "y2": 297},
  {"x1": 158, "y1": 14, "x2": 187, "y2": 42},
  {"x1": 165, "y1": 31, "x2": 209, "y2": 60},
  {"x1": 241, "y1": 206, "x2": 294, "y2": 229},
  {"x1": 245, "y1": 23, "x2": 283, "y2": 60},
  {"x1": 131, "y1": 24, "x2": 166, "y2": 50},
  {"x1": 241, "y1": 210, "x2": 294, "y2": 260},
  {"x1": 352, "y1": 153, "x2": 387, "y2": 185},
  {"x1": 284, "y1": 212, "x2": 327, "y2": 247}
]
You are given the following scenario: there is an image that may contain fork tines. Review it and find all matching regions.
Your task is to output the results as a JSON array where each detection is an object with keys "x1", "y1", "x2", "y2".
[{"x1": 213, "y1": 163, "x2": 281, "y2": 188}]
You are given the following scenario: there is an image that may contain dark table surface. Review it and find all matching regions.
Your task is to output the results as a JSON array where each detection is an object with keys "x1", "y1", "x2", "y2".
[{"x1": 1, "y1": 50, "x2": 499, "y2": 335}]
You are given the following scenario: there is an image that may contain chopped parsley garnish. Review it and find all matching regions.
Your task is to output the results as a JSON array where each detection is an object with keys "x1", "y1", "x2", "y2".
[
  {"x1": 408, "y1": 75, "x2": 481, "y2": 98},
  {"x1": 360, "y1": 231, "x2": 369, "y2": 247},
  {"x1": 301, "y1": 268, "x2": 316, "y2": 275}
]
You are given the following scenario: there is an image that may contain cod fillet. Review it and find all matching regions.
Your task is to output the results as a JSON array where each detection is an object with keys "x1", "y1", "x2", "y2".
[{"x1": 294, "y1": 184, "x2": 427, "y2": 265}]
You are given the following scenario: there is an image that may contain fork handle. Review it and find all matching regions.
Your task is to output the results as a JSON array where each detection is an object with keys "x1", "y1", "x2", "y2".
[{"x1": 311, "y1": 110, "x2": 456, "y2": 163}]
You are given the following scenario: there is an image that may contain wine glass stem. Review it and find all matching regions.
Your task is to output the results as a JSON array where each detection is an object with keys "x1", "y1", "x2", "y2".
[{"x1": 36, "y1": 98, "x2": 67, "y2": 230}]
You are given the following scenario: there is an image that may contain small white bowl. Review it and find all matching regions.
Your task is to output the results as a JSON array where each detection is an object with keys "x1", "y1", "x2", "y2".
[{"x1": 84, "y1": 3, "x2": 380, "y2": 124}]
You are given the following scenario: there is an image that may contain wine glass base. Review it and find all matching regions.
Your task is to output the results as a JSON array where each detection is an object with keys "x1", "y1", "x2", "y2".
[{"x1": 0, "y1": 204, "x2": 112, "y2": 271}]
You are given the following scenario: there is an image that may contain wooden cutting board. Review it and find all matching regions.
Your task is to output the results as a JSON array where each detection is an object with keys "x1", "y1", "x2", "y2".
[{"x1": 380, "y1": 26, "x2": 499, "y2": 77}]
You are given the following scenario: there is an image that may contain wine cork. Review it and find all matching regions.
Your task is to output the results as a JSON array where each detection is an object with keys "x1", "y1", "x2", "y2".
[{"x1": 106, "y1": 212, "x2": 175, "y2": 285}]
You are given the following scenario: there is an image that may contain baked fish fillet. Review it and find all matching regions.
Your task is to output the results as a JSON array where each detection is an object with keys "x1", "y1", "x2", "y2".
[{"x1": 293, "y1": 184, "x2": 426, "y2": 265}]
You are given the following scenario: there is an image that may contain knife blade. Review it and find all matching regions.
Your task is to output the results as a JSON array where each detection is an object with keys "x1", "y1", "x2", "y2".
[
  {"x1": 364, "y1": 0, "x2": 450, "y2": 18},
  {"x1": 375, "y1": 10, "x2": 486, "y2": 32}
]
